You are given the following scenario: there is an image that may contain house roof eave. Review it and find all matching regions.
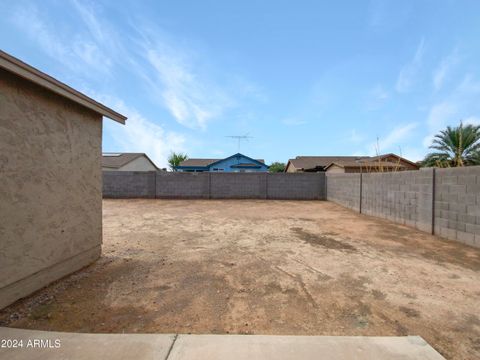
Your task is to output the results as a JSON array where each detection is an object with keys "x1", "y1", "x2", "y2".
[{"x1": 0, "y1": 50, "x2": 127, "y2": 124}]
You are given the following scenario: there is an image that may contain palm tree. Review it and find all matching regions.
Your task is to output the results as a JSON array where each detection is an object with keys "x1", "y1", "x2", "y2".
[
  {"x1": 422, "y1": 122, "x2": 480, "y2": 167},
  {"x1": 168, "y1": 152, "x2": 188, "y2": 171}
]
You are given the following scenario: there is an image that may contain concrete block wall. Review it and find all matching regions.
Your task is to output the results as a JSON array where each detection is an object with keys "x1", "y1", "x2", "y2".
[
  {"x1": 361, "y1": 169, "x2": 433, "y2": 233},
  {"x1": 103, "y1": 171, "x2": 326, "y2": 200},
  {"x1": 267, "y1": 173, "x2": 325, "y2": 199},
  {"x1": 326, "y1": 167, "x2": 480, "y2": 248},
  {"x1": 210, "y1": 173, "x2": 267, "y2": 199},
  {"x1": 326, "y1": 173, "x2": 361, "y2": 211},
  {"x1": 103, "y1": 171, "x2": 156, "y2": 198},
  {"x1": 434, "y1": 166, "x2": 480, "y2": 247},
  {"x1": 156, "y1": 172, "x2": 209, "y2": 199}
]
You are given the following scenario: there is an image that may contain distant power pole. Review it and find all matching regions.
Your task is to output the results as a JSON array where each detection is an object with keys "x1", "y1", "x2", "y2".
[{"x1": 226, "y1": 133, "x2": 253, "y2": 152}]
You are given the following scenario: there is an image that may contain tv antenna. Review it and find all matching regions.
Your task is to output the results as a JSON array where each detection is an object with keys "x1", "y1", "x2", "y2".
[{"x1": 226, "y1": 133, "x2": 253, "y2": 152}]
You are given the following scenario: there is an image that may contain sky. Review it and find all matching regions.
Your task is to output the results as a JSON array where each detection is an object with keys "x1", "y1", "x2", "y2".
[{"x1": 2, "y1": 0, "x2": 480, "y2": 167}]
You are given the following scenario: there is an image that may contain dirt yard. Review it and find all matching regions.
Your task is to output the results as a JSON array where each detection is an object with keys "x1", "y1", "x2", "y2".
[{"x1": 1, "y1": 200, "x2": 480, "y2": 359}]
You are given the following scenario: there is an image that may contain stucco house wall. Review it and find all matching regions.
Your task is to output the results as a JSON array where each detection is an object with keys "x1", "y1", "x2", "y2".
[
  {"x1": 0, "y1": 51, "x2": 125, "y2": 309},
  {"x1": 325, "y1": 164, "x2": 345, "y2": 173},
  {"x1": 285, "y1": 163, "x2": 299, "y2": 173},
  {"x1": 0, "y1": 69, "x2": 104, "y2": 308}
]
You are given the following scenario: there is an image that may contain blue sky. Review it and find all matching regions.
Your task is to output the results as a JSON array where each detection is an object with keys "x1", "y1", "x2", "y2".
[{"x1": 2, "y1": 0, "x2": 480, "y2": 167}]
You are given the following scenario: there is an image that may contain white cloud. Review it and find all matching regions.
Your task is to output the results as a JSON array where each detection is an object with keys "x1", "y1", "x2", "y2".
[
  {"x1": 463, "y1": 116, "x2": 480, "y2": 126},
  {"x1": 370, "y1": 123, "x2": 418, "y2": 154},
  {"x1": 366, "y1": 84, "x2": 389, "y2": 109},
  {"x1": 101, "y1": 96, "x2": 186, "y2": 168},
  {"x1": 11, "y1": 2, "x2": 248, "y2": 131},
  {"x1": 123, "y1": 23, "x2": 263, "y2": 131},
  {"x1": 8, "y1": 1, "x2": 266, "y2": 161},
  {"x1": 380, "y1": 123, "x2": 418, "y2": 149},
  {"x1": 400, "y1": 147, "x2": 424, "y2": 162},
  {"x1": 422, "y1": 74, "x2": 480, "y2": 147},
  {"x1": 421, "y1": 122, "x2": 470, "y2": 149},
  {"x1": 11, "y1": 3, "x2": 112, "y2": 75},
  {"x1": 457, "y1": 74, "x2": 480, "y2": 94},
  {"x1": 133, "y1": 33, "x2": 235, "y2": 130},
  {"x1": 422, "y1": 134, "x2": 435, "y2": 149},
  {"x1": 426, "y1": 101, "x2": 457, "y2": 129},
  {"x1": 10, "y1": 3, "x2": 187, "y2": 168},
  {"x1": 396, "y1": 38, "x2": 425, "y2": 93},
  {"x1": 73, "y1": 40, "x2": 111, "y2": 70},
  {"x1": 144, "y1": 48, "x2": 230, "y2": 130},
  {"x1": 71, "y1": 0, "x2": 109, "y2": 44},
  {"x1": 422, "y1": 102, "x2": 457, "y2": 147},
  {"x1": 11, "y1": 5, "x2": 67, "y2": 63},
  {"x1": 346, "y1": 129, "x2": 364, "y2": 144},
  {"x1": 433, "y1": 48, "x2": 460, "y2": 91}
]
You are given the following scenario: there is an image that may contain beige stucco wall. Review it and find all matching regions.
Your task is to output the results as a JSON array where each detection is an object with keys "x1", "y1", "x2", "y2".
[
  {"x1": 0, "y1": 69, "x2": 102, "y2": 309},
  {"x1": 325, "y1": 165, "x2": 345, "y2": 173},
  {"x1": 103, "y1": 156, "x2": 157, "y2": 171},
  {"x1": 285, "y1": 162, "x2": 299, "y2": 173}
]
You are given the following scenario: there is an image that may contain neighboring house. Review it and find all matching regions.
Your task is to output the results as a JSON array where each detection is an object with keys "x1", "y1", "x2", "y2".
[
  {"x1": 285, "y1": 153, "x2": 419, "y2": 173},
  {"x1": 0, "y1": 50, "x2": 126, "y2": 309},
  {"x1": 102, "y1": 153, "x2": 159, "y2": 171},
  {"x1": 176, "y1": 153, "x2": 269, "y2": 172},
  {"x1": 286, "y1": 156, "x2": 364, "y2": 173}
]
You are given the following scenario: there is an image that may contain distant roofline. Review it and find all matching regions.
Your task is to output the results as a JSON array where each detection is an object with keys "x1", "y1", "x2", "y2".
[
  {"x1": 295, "y1": 155, "x2": 369, "y2": 159},
  {"x1": 0, "y1": 50, "x2": 127, "y2": 124},
  {"x1": 177, "y1": 153, "x2": 267, "y2": 169},
  {"x1": 207, "y1": 153, "x2": 268, "y2": 169},
  {"x1": 370, "y1": 153, "x2": 419, "y2": 168},
  {"x1": 286, "y1": 153, "x2": 419, "y2": 171},
  {"x1": 102, "y1": 152, "x2": 159, "y2": 170}
]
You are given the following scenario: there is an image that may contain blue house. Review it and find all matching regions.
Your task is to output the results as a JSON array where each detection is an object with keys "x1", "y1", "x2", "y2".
[{"x1": 176, "y1": 153, "x2": 269, "y2": 172}]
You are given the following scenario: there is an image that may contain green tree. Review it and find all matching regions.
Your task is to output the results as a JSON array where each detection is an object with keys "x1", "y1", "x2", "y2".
[
  {"x1": 269, "y1": 162, "x2": 286, "y2": 173},
  {"x1": 168, "y1": 152, "x2": 188, "y2": 171},
  {"x1": 422, "y1": 122, "x2": 480, "y2": 167}
]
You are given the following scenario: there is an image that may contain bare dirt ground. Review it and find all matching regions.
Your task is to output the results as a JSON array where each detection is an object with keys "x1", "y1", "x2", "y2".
[{"x1": 1, "y1": 200, "x2": 480, "y2": 359}]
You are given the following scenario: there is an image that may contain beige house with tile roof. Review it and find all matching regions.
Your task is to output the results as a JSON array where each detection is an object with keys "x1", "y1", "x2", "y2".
[{"x1": 285, "y1": 153, "x2": 419, "y2": 173}]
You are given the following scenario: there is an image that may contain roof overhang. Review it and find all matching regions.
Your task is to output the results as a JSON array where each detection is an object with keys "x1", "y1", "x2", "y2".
[
  {"x1": 207, "y1": 153, "x2": 269, "y2": 169},
  {"x1": 175, "y1": 166, "x2": 209, "y2": 171},
  {"x1": 376, "y1": 153, "x2": 419, "y2": 168},
  {"x1": 0, "y1": 50, "x2": 127, "y2": 124}
]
